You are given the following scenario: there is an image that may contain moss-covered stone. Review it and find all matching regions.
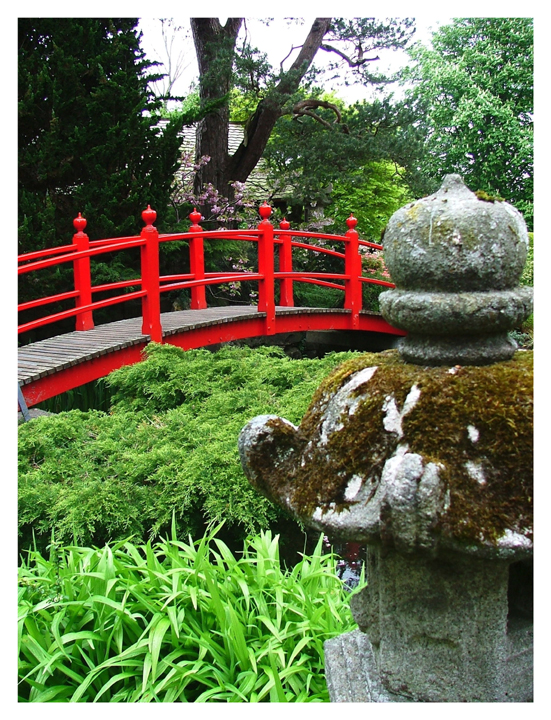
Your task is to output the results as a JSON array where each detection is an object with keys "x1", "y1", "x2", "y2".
[
  {"x1": 239, "y1": 350, "x2": 532, "y2": 557},
  {"x1": 475, "y1": 190, "x2": 505, "y2": 203},
  {"x1": 382, "y1": 175, "x2": 529, "y2": 293},
  {"x1": 379, "y1": 175, "x2": 532, "y2": 366}
]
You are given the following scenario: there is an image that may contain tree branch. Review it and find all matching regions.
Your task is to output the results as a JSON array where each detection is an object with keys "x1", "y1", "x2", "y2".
[
  {"x1": 280, "y1": 45, "x2": 303, "y2": 70},
  {"x1": 292, "y1": 99, "x2": 342, "y2": 123},
  {"x1": 275, "y1": 18, "x2": 332, "y2": 95},
  {"x1": 290, "y1": 99, "x2": 349, "y2": 133},
  {"x1": 228, "y1": 18, "x2": 332, "y2": 182},
  {"x1": 320, "y1": 43, "x2": 380, "y2": 66}
]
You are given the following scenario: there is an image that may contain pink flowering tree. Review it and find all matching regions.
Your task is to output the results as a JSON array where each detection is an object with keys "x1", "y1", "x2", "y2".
[
  {"x1": 169, "y1": 153, "x2": 266, "y2": 305},
  {"x1": 170, "y1": 151, "x2": 258, "y2": 227}
]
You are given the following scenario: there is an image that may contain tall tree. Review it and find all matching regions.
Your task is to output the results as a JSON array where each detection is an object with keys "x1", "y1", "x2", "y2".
[
  {"x1": 190, "y1": 18, "x2": 415, "y2": 205},
  {"x1": 191, "y1": 18, "x2": 244, "y2": 197},
  {"x1": 402, "y1": 18, "x2": 533, "y2": 226},
  {"x1": 18, "y1": 18, "x2": 201, "y2": 337}
]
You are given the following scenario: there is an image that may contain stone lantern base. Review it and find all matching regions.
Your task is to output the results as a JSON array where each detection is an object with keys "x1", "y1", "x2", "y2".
[{"x1": 325, "y1": 548, "x2": 533, "y2": 703}]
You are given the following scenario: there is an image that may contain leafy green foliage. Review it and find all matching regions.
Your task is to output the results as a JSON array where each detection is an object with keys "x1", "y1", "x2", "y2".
[
  {"x1": 263, "y1": 93, "x2": 422, "y2": 220},
  {"x1": 18, "y1": 526, "x2": 359, "y2": 702},
  {"x1": 326, "y1": 160, "x2": 414, "y2": 241},
  {"x1": 18, "y1": 344, "x2": 360, "y2": 553},
  {"x1": 520, "y1": 232, "x2": 534, "y2": 287},
  {"x1": 403, "y1": 18, "x2": 533, "y2": 228}
]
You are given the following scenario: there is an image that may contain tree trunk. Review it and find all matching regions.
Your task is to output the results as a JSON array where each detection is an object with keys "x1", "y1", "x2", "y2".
[
  {"x1": 191, "y1": 17, "x2": 332, "y2": 206},
  {"x1": 191, "y1": 18, "x2": 243, "y2": 202}
]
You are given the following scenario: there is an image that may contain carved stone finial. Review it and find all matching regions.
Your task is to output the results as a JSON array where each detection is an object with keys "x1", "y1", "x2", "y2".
[{"x1": 379, "y1": 175, "x2": 532, "y2": 365}]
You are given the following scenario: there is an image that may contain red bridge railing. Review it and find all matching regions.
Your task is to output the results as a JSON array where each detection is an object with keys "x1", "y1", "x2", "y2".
[{"x1": 18, "y1": 202, "x2": 394, "y2": 341}]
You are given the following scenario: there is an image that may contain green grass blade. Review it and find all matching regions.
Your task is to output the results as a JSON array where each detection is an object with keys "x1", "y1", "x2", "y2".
[
  {"x1": 95, "y1": 671, "x2": 139, "y2": 702},
  {"x1": 269, "y1": 652, "x2": 287, "y2": 702},
  {"x1": 149, "y1": 615, "x2": 171, "y2": 681}
]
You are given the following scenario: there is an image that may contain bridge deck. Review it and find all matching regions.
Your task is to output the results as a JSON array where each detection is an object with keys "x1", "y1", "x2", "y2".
[{"x1": 18, "y1": 306, "x2": 365, "y2": 388}]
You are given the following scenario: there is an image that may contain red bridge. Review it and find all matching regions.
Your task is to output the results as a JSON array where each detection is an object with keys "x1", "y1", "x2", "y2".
[{"x1": 18, "y1": 202, "x2": 404, "y2": 408}]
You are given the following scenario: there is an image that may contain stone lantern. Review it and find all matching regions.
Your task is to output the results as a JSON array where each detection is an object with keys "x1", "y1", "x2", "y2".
[{"x1": 238, "y1": 176, "x2": 533, "y2": 702}]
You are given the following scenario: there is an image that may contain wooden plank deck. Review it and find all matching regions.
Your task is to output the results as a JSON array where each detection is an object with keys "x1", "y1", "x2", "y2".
[{"x1": 18, "y1": 306, "x2": 351, "y2": 387}]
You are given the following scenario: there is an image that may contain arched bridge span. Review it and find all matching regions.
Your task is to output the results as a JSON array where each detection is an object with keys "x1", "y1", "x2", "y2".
[{"x1": 18, "y1": 203, "x2": 404, "y2": 408}]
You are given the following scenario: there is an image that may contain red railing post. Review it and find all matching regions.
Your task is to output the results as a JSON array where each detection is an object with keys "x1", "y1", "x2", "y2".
[
  {"x1": 278, "y1": 218, "x2": 294, "y2": 307},
  {"x1": 344, "y1": 213, "x2": 362, "y2": 329},
  {"x1": 188, "y1": 208, "x2": 207, "y2": 309},
  {"x1": 257, "y1": 201, "x2": 275, "y2": 333},
  {"x1": 72, "y1": 213, "x2": 94, "y2": 331},
  {"x1": 140, "y1": 205, "x2": 163, "y2": 342}
]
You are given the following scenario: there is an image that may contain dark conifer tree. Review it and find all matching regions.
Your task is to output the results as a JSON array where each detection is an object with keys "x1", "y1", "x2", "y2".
[
  {"x1": 18, "y1": 18, "x2": 186, "y2": 250},
  {"x1": 18, "y1": 18, "x2": 190, "y2": 328}
]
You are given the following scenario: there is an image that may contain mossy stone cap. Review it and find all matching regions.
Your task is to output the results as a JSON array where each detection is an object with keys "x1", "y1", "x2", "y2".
[
  {"x1": 379, "y1": 175, "x2": 533, "y2": 365},
  {"x1": 238, "y1": 350, "x2": 533, "y2": 560},
  {"x1": 383, "y1": 174, "x2": 529, "y2": 292}
]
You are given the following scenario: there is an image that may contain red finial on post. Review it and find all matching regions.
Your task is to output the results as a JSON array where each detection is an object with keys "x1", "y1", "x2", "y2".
[
  {"x1": 188, "y1": 208, "x2": 206, "y2": 309},
  {"x1": 279, "y1": 218, "x2": 291, "y2": 230},
  {"x1": 72, "y1": 213, "x2": 93, "y2": 331},
  {"x1": 189, "y1": 208, "x2": 202, "y2": 228},
  {"x1": 346, "y1": 214, "x2": 358, "y2": 231},
  {"x1": 259, "y1": 201, "x2": 272, "y2": 221},
  {"x1": 142, "y1": 205, "x2": 157, "y2": 226},
  {"x1": 73, "y1": 213, "x2": 87, "y2": 233}
]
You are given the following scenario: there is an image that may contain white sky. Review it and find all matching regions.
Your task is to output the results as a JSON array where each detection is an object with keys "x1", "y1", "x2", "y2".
[{"x1": 137, "y1": 17, "x2": 451, "y2": 106}]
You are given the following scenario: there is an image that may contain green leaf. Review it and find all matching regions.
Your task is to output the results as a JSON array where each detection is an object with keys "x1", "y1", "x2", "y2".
[
  {"x1": 149, "y1": 616, "x2": 171, "y2": 681},
  {"x1": 95, "y1": 671, "x2": 141, "y2": 702},
  {"x1": 269, "y1": 652, "x2": 287, "y2": 702}
]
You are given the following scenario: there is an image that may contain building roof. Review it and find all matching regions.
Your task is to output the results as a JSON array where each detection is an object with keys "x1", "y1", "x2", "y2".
[{"x1": 158, "y1": 119, "x2": 280, "y2": 201}]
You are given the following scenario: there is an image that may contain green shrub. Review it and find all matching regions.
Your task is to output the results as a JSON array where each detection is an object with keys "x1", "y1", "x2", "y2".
[
  {"x1": 19, "y1": 344, "x2": 360, "y2": 553},
  {"x1": 292, "y1": 282, "x2": 344, "y2": 309},
  {"x1": 18, "y1": 525, "x2": 360, "y2": 702}
]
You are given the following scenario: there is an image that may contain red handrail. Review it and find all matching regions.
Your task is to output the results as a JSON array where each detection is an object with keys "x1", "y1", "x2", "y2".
[{"x1": 18, "y1": 202, "x2": 394, "y2": 338}]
